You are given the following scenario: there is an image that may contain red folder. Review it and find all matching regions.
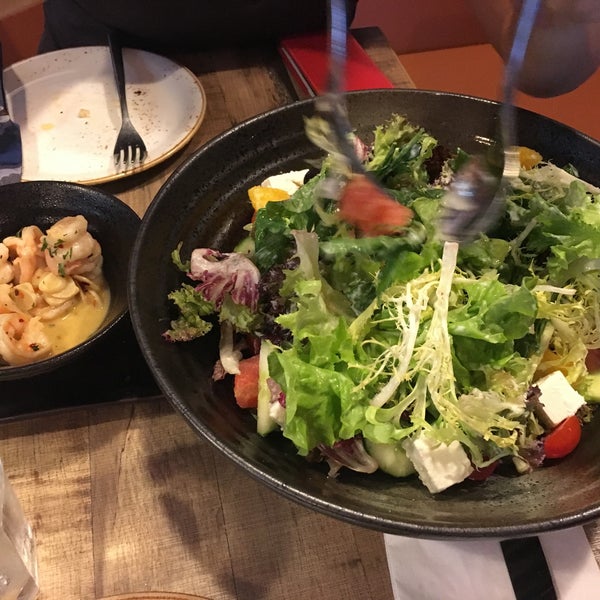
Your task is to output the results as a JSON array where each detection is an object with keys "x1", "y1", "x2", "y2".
[{"x1": 279, "y1": 31, "x2": 394, "y2": 98}]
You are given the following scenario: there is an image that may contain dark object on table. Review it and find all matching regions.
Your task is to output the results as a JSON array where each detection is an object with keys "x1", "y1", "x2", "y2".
[
  {"x1": 39, "y1": 0, "x2": 359, "y2": 54},
  {"x1": 0, "y1": 314, "x2": 160, "y2": 421},
  {"x1": 129, "y1": 89, "x2": 600, "y2": 538},
  {"x1": 501, "y1": 537, "x2": 558, "y2": 600},
  {"x1": 0, "y1": 42, "x2": 22, "y2": 185}
]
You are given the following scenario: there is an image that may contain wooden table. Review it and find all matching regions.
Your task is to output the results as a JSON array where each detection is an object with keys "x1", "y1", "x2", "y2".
[{"x1": 0, "y1": 28, "x2": 598, "y2": 600}]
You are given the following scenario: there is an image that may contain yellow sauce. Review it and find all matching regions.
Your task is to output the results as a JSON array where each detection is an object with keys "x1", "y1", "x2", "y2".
[{"x1": 43, "y1": 283, "x2": 110, "y2": 355}]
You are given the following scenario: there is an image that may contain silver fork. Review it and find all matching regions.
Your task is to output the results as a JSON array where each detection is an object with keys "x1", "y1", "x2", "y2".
[
  {"x1": 307, "y1": 0, "x2": 423, "y2": 242},
  {"x1": 307, "y1": 0, "x2": 376, "y2": 187},
  {"x1": 107, "y1": 31, "x2": 148, "y2": 170},
  {"x1": 438, "y1": 0, "x2": 542, "y2": 242}
]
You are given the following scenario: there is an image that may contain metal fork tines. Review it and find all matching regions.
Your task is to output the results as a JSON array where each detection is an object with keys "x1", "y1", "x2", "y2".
[
  {"x1": 308, "y1": 0, "x2": 397, "y2": 207},
  {"x1": 438, "y1": 0, "x2": 541, "y2": 243},
  {"x1": 108, "y1": 31, "x2": 148, "y2": 171}
]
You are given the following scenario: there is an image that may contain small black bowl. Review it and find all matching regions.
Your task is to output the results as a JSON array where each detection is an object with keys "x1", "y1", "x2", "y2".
[
  {"x1": 0, "y1": 180, "x2": 140, "y2": 380},
  {"x1": 129, "y1": 89, "x2": 600, "y2": 538}
]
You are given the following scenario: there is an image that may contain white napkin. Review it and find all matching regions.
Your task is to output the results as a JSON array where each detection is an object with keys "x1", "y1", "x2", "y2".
[{"x1": 384, "y1": 526, "x2": 600, "y2": 600}]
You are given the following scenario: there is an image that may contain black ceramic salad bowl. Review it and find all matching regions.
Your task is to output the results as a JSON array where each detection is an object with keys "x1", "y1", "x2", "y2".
[{"x1": 128, "y1": 89, "x2": 600, "y2": 538}]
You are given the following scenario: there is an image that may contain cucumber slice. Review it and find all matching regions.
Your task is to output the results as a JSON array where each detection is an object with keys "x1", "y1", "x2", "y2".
[
  {"x1": 579, "y1": 372, "x2": 600, "y2": 402},
  {"x1": 234, "y1": 236, "x2": 254, "y2": 256},
  {"x1": 256, "y1": 341, "x2": 278, "y2": 435},
  {"x1": 365, "y1": 439, "x2": 415, "y2": 477}
]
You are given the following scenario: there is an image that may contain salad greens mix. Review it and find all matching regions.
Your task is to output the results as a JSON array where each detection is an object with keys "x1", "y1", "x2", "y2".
[{"x1": 164, "y1": 114, "x2": 600, "y2": 493}]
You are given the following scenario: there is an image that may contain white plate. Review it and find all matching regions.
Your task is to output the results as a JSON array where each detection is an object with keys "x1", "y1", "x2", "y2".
[{"x1": 4, "y1": 46, "x2": 207, "y2": 184}]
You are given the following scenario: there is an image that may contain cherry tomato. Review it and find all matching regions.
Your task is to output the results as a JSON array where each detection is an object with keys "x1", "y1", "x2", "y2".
[
  {"x1": 543, "y1": 415, "x2": 582, "y2": 459},
  {"x1": 338, "y1": 174, "x2": 412, "y2": 236}
]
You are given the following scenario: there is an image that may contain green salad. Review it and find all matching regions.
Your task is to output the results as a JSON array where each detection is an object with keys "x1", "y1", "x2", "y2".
[{"x1": 163, "y1": 114, "x2": 600, "y2": 493}]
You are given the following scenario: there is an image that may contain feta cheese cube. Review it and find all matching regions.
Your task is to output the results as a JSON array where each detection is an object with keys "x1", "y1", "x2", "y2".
[
  {"x1": 261, "y1": 169, "x2": 309, "y2": 195},
  {"x1": 268, "y1": 399, "x2": 286, "y2": 427},
  {"x1": 534, "y1": 370, "x2": 586, "y2": 428},
  {"x1": 402, "y1": 433, "x2": 473, "y2": 494}
]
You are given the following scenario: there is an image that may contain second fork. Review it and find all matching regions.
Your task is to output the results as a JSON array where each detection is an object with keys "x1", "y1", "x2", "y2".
[{"x1": 108, "y1": 31, "x2": 148, "y2": 170}]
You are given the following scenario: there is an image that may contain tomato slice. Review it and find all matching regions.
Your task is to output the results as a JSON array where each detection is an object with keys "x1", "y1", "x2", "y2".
[
  {"x1": 338, "y1": 174, "x2": 412, "y2": 236},
  {"x1": 233, "y1": 354, "x2": 260, "y2": 409},
  {"x1": 543, "y1": 415, "x2": 582, "y2": 459}
]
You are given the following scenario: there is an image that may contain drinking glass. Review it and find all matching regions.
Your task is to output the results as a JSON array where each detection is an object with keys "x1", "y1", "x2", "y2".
[{"x1": 0, "y1": 460, "x2": 38, "y2": 600}]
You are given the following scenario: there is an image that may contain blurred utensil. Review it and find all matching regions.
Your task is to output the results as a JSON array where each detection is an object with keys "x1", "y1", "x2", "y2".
[
  {"x1": 0, "y1": 42, "x2": 22, "y2": 185},
  {"x1": 306, "y1": 0, "x2": 421, "y2": 241},
  {"x1": 107, "y1": 31, "x2": 148, "y2": 170},
  {"x1": 310, "y1": 0, "x2": 362, "y2": 175},
  {"x1": 308, "y1": 0, "x2": 397, "y2": 205},
  {"x1": 439, "y1": 0, "x2": 542, "y2": 243}
]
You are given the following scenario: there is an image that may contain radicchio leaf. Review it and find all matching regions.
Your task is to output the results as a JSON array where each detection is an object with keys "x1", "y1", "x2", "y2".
[
  {"x1": 517, "y1": 439, "x2": 546, "y2": 472},
  {"x1": 257, "y1": 256, "x2": 299, "y2": 345},
  {"x1": 190, "y1": 248, "x2": 260, "y2": 310},
  {"x1": 318, "y1": 436, "x2": 379, "y2": 477}
]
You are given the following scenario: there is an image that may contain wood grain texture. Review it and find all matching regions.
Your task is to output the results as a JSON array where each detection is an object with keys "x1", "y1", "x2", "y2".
[
  {"x1": 99, "y1": 594, "x2": 211, "y2": 600},
  {"x1": 0, "y1": 399, "x2": 393, "y2": 600}
]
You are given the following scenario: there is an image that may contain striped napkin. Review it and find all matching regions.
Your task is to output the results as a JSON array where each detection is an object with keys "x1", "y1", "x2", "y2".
[{"x1": 384, "y1": 526, "x2": 600, "y2": 599}]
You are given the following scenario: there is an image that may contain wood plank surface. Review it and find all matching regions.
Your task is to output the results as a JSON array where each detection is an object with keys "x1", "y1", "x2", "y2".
[{"x1": 0, "y1": 398, "x2": 393, "y2": 600}]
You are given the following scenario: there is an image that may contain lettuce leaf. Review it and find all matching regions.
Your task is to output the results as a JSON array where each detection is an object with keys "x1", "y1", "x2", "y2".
[
  {"x1": 164, "y1": 283, "x2": 214, "y2": 342},
  {"x1": 365, "y1": 114, "x2": 438, "y2": 188}
]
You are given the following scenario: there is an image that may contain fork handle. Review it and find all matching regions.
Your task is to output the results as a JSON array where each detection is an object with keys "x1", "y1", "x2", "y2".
[
  {"x1": 500, "y1": 0, "x2": 542, "y2": 149},
  {"x1": 107, "y1": 30, "x2": 131, "y2": 121}
]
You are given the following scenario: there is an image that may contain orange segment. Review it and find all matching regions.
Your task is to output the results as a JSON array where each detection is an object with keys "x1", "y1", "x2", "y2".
[
  {"x1": 248, "y1": 186, "x2": 290, "y2": 211},
  {"x1": 519, "y1": 146, "x2": 542, "y2": 170}
]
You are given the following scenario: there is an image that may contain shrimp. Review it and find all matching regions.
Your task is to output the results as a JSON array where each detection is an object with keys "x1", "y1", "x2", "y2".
[
  {"x1": 0, "y1": 284, "x2": 18, "y2": 314},
  {"x1": 3, "y1": 226, "x2": 45, "y2": 284},
  {"x1": 9, "y1": 283, "x2": 38, "y2": 313},
  {"x1": 0, "y1": 312, "x2": 52, "y2": 366},
  {"x1": 0, "y1": 282, "x2": 38, "y2": 315},
  {"x1": 43, "y1": 216, "x2": 103, "y2": 279},
  {"x1": 34, "y1": 272, "x2": 80, "y2": 320},
  {"x1": 0, "y1": 215, "x2": 108, "y2": 365},
  {"x1": 0, "y1": 243, "x2": 14, "y2": 284}
]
